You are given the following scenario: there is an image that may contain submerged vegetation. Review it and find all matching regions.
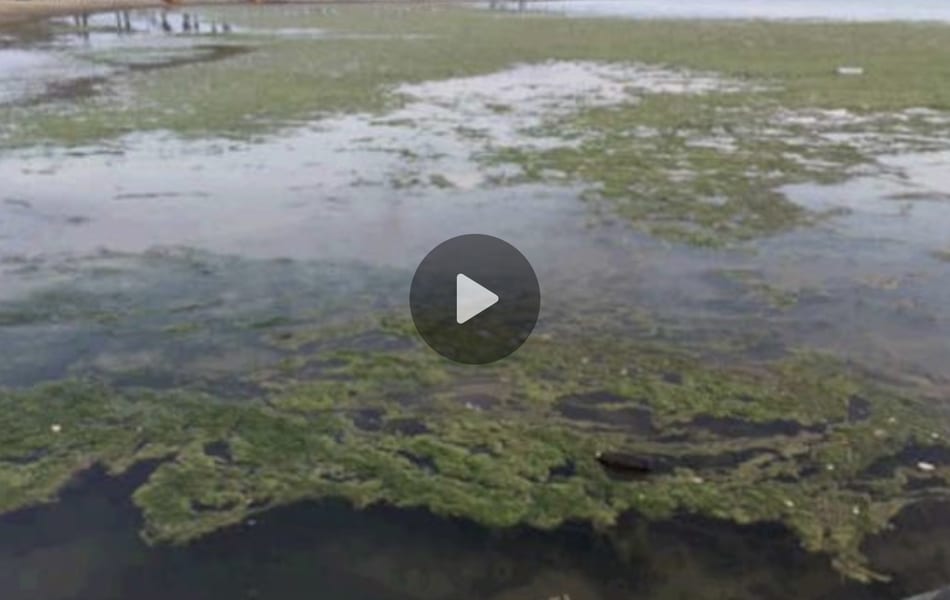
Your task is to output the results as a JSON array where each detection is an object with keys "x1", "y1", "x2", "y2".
[
  {"x1": 4, "y1": 7, "x2": 950, "y2": 243},
  {"x1": 1, "y1": 299, "x2": 949, "y2": 583},
  {"x1": 2, "y1": 4, "x2": 950, "y2": 593},
  {"x1": 7, "y1": 7, "x2": 950, "y2": 144}
]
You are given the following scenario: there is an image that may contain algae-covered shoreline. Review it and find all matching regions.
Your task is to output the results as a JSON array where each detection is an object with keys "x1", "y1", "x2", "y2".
[
  {"x1": 2, "y1": 278, "x2": 949, "y2": 584},
  {"x1": 2, "y1": 4, "x2": 950, "y2": 597},
  {"x1": 5, "y1": 7, "x2": 950, "y2": 246}
]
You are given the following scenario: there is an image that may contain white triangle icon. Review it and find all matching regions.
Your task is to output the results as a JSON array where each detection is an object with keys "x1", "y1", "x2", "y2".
[{"x1": 456, "y1": 273, "x2": 499, "y2": 325}]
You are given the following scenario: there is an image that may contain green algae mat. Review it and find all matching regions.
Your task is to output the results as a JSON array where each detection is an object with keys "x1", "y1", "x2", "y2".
[
  {"x1": 1, "y1": 4, "x2": 950, "y2": 590},
  {"x1": 5, "y1": 7, "x2": 950, "y2": 245},
  {"x1": 3, "y1": 292, "x2": 948, "y2": 583}
]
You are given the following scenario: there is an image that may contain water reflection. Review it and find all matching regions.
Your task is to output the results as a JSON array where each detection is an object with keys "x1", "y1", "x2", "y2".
[
  {"x1": 0, "y1": 464, "x2": 906, "y2": 600},
  {"x1": 62, "y1": 10, "x2": 233, "y2": 38},
  {"x1": 0, "y1": 10, "x2": 238, "y2": 106},
  {"x1": 1, "y1": 7, "x2": 949, "y2": 599},
  {"x1": 1, "y1": 21, "x2": 949, "y2": 381}
]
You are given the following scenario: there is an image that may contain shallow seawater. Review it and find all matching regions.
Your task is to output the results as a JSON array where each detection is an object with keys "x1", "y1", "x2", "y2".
[
  {"x1": 503, "y1": 0, "x2": 950, "y2": 22},
  {"x1": 0, "y1": 464, "x2": 922, "y2": 600},
  {"x1": 1, "y1": 6, "x2": 950, "y2": 600},
  {"x1": 1, "y1": 52, "x2": 948, "y2": 380}
]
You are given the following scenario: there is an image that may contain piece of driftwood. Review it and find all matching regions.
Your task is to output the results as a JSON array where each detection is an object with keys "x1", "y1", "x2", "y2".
[{"x1": 596, "y1": 451, "x2": 654, "y2": 474}]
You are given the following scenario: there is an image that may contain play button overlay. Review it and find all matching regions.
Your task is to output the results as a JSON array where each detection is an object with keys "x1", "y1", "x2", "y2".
[
  {"x1": 456, "y1": 274, "x2": 498, "y2": 324},
  {"x1": 410, "y1": 234, "x2": 540, "y2": 365}
]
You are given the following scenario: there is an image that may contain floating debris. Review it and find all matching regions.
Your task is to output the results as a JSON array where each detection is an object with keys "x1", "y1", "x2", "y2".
[
  {"x1": 596, "y1": 451, "x2": 654, "y2": 475},
  {"x1": 918, "y1": 462, "x2": 937, "y2": 472},
  {"x1": 50, "y1": 424, "x2": 62, "y2": 434},
  {"x1": 836, "y1": 66, "x2": 865, "y2": 76}
]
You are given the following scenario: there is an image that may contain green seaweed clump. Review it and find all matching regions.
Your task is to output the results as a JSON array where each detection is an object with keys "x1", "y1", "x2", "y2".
[
  {"x1": 483, "y1": 94, "x2": 875, "y2": 246},
  {"x1": 2, "y1": 322, "x2": 948, "y2": 584}
]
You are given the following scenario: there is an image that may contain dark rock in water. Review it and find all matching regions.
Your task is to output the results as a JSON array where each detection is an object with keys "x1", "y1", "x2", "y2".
[
  {"x1": 351, "y1": 407, "x2": 385, "y2": 431},
  {"x1": 662, "y1": 372, "x2": 683, "y2": 385},
  {"x1": 847, "y1": 394, "x2": 872, "y2": 422},
  {"x1": 596, "y1": 451, "x2": 655, "y2": 474},
  {"x1": 557, "y1": 393, "x2": 655, "y2": 435},
  {"x1": 548, "y1": 459, "x2": 576, "y2": 479},
  {"x1": 397, "y1": 450, "x2": 437, "y2": 473},
  {"x1": 861, "y1": 443, "x2": 950, "y2": 479},
  {"x1": 384, "y1": 418, "x2": 430, "y2": 437},
  {"x1": 690, "y1": 414, "x2": 813, "y2": 438},
  {"x1": 203, "y1": 441, "x2": 232, "y2": 462}
]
